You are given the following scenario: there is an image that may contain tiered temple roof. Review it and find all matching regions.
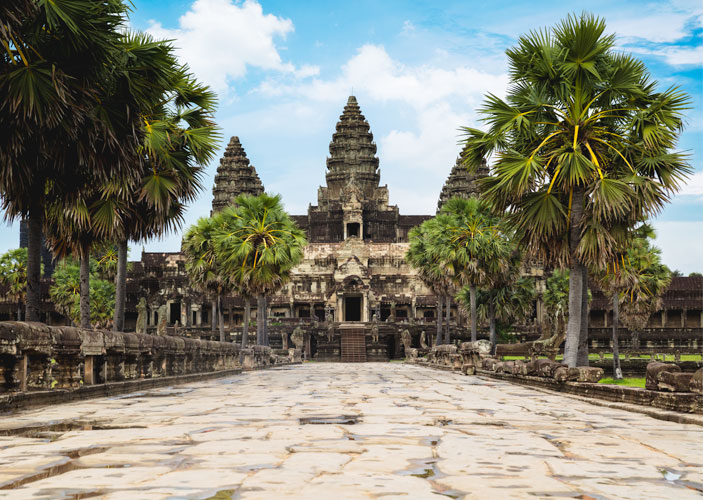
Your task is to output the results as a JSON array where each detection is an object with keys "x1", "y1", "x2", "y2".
[
  {"x1": 437, "y1": 156, "x2": 489, "y2": 212},
  {"x1": 320, "y1": 96, "x2": 382, "y2": 204},
  {"x1": 211, "y1": 136, "x2": 264, "y2": 215}
]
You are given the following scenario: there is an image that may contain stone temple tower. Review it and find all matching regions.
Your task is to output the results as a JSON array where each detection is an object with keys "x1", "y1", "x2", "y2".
[
  {"x1": 211, "y1": 136, "x2": 264, "y2": 215},
  {"x1": 437, "y1": 156, "x2": 488, "y2": 212}
]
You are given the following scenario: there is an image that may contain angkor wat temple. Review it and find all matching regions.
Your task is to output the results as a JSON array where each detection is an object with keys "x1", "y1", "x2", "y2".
[{"x1": 2, "y1": 96, "x2": 701, "y2": 361}]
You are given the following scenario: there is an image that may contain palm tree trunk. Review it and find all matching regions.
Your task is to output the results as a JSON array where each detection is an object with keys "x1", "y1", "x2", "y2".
[
  {"x1": 577, "y1": 265, "x2": 589, "y2": 366},
  {"x1": 25, "y1": 205, "x2": 43, "y2": 322},
  {"x1": 489, "y1": 299, "x2": 497, "y2": 356},
  {"x1": 612, "y1": 295, "x2": 622, "y2": 380},
  {"x1": 211, "y1": 299, "x2": 217, "y2": 332},
  {"x1": 79, "y1": 246, "x2": 91, "y2": 329},
  {"x1": 257, "y1": 294, "x2": 265, "y2": 345},
  {"x1": 564, "y1": 187, "x2": 585, "y2": 368},
  {"x1": 242, "y1": 298, "x2": 250, "y2": 348},
  {"x1": 470, "y1": 284, "x2": 477, "y2": 342},
  {"x1": 218, "y1": 292, "x2": 225, "y2": 342},
  {"x1": 435, "y1": 295, "x2": 443, "y2": 345},
  {"x1": 113, "y1": 239, "x2": 128, "y2": 332},
  {"x1": 263, "y1": 296, "x2": 269, "y2": 346},
  {"x1": 444, "y1": 294, "x2": 451, "y2": 344}
]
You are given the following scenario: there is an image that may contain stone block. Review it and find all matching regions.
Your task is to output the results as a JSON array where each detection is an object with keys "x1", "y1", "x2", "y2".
[
  {"x1": 690, "y1": 367, "x2": 703, "y2": 394},
  {"x1": 461, "y1": 363, "x2": 476, "y2": 375},
  {"x1": 657, "y1": 372, "x2": 694, "y2": 392},
  {"x1": 482, "y1": 358, "x2": 500, "y2": 371},
  {"x1": 553, "y1": 366, "x2": 569, "y2": 382},
  {"x1": 567, "y1": 366, "x2": 604, "y2": 383},
  {"x1": 645, "y1": 362, "x2": 681, "y2": 391}
]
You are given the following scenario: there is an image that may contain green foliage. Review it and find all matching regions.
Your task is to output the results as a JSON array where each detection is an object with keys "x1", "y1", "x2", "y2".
[
  {"x1": 689, "y1": 272, "x2": 702, "y2": 278},
  {"x1": 462, "y1": 12, "x2": 691, "y2": 269},
  {"x1": 0, "y1": 248, "x2": 28, "y2": 306},
  {"x1": 50, "y1": 257, "x2": 115, "y2": 328}
]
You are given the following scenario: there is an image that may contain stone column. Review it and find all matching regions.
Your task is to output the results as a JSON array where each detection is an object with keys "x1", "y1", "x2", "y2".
[
  {"x1": 19, "y1": 354, "x2": 28, "y2": 392},
  {"x1": 337, "y1": 296, "x2": 343, "y2": 322},
  {"x1": 84, "y1": 356, "x2": 95, "y2": 385},
  {"x1": 362, "y1": 294, "x2": 368, "y2": 322},
  {"x1": 681, "y1": 309, "x2": 686, "y2": 328},
  {"x1": 661, "y1": 310, "x2": 667, "y2": 328}
]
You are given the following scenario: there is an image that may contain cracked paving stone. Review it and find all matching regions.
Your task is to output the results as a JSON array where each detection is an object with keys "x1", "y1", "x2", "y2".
[{"x1": 0, "y1": 363, "x2": 700, "y2": 499}]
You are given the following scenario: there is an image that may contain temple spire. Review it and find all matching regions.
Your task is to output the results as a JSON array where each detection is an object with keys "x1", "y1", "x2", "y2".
[
  {"x1": 437, "y1": 155, "x2": 488, "y2": 212},
  {"x1": 211, "y1": 136, "x2": 264, "y2": 215},
  {"x1": 323, "y1": 96, "x2": 380, "y2": 202}
]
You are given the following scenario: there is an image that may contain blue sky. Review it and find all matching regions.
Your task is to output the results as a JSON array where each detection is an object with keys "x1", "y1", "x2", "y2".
[{"x1": 1, "y1": 0, "x2": 701, "y2": 271}]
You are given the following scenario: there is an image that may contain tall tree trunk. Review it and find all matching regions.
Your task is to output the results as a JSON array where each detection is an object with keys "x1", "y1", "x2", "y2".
[
  {"x1": 211, "y1": 299, "x2": 217, "y2": 332},
  {"x1": 218, "y1": 292, "x2": 225, "y2": 342},
  {"x1": 577, "y1": 265, "x2": 589, "y2": 366},
  {"x1": 435, "y1": 295, "x2": 443, "y2": 345},
  {"x1": 263, "y1": 296, "x2": 269, "y2": 346},
  {"x1": 564, "y1": 187, "x2": 585, "y2": 368},
  {"x1": 470, "y1": 284, "x2": 477, "y2": 342},
  {"x1": 444, "y1": 294, "x2": 451, "y2": 344},
  {"x1": 26, "y1": 205, "x2": 43, "y2": 322},
  {"x1": 257, "y1": 294, "x2": 265, "y2": 345},
  {"x1": 612, "y1": 295, "x2": 622, "y2": 380},
  {"x1": 489, "y1": 299, "x2": 497, "y2": 356},
  {"x1": 79, "y1": 246, "x2": 91, "y2": 329},
  {"x1": 113, "y1": 239, "x2": 128, "y2": 332},
  {"x1": 242, "y1": 298, "x2": 250, "y2": 348}
]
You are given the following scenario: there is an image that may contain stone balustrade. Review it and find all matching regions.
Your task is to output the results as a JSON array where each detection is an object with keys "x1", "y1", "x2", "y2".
[{"x1": 0, "y1": 321, "x2": 280, "y2": 393}]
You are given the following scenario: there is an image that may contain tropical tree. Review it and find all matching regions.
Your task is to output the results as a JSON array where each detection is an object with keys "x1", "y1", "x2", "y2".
[
  {"x1": 50, "y1": 257, "x2": 115, "y2": 328},
  {"x1": 407, "y1": 218, "x2": 454, "y2": 344},
  {"x1": 183, "y1": 216, "x2": 231, "y2": 342},
  {"x1": 0, "y1": 248, "x2": 29, "y2": 320},
  {"x1": 462, "y1": 13, "x2": 691, "y2": 367},
  {"x1": 1, "y1": 1, "x2": 146, "y2": 322},
  {"x1": 618, "y1": 236, "x2": 671, "y2": 355},
  {"x1": 542, "y1": 269, "x2": 570, "y2": 341},
  {"x1": 213, "y1": 194, "x2": 307, "y2": 346},
  {"x1": 436, "y1": 197, "x2": 512, "y2": 343}
]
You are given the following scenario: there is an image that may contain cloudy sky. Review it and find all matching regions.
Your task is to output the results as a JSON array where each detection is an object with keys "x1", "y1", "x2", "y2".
[{"x1": 1, "y1": 0, "x2": 701, "y2": 272}]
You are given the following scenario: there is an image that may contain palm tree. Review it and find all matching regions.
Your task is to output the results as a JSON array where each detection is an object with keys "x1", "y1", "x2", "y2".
[
  {"x1": 462, "y1": 13, "x2": 691, "y2": 367},
  {"x1": 407, "y1": 220, "x2": 453, "y2": 344},
  {"x1": 437, "y1": 197, "x2": 511, "y2": 343},
  {"x1": 183, "y1": 216, "x2": 231, "y2": 342},
  {"x1": 618, "y1": 236, "x2": 671, "y2": 355},
  {"x1": 213, "y1": 194, "x2": 307, "y2": 346},
  {"x1": 0, "y1": 248, "x2": 29, "y2": 320},
  {"x1": 1, "y1": 1, "x2": 144, "y2": 322}
]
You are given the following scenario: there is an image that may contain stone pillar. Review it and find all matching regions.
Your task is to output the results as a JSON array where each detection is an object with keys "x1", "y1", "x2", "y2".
[
  {"x1": 603, "y1": 310, "x2": 608, "y2": 328},
  {"x1": 19, "y1": 354, "x2": 28, "y2": 392},
  {"x1": 185, "y1": 301, "x2": 192, "y2": 327},
  {"x1": 289, "y1": 301, "x2": 295, "y2": 318},
  {"x1": 681, "y1": 309, "x2": 686, "y2": 328},
  {"x1": 337, "y1": 296, "x2": 343, "y2": 322},
  {"x1": 411, "y1": 297, "x2": 417, "y2": 321},
  {"x1": 362, "y1": 294, "x2": 368, "y2": 322},
  {"x1": 84, "y1": 356, "x2": 95, "y2": 385},
  {"x1": 661, "y1": 310, "x2": 667, "y2": 328}
]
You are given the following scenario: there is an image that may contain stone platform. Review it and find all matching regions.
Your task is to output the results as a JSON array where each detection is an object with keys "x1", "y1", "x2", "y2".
[{"x1": 0, "y1": 363, "x2": 701, "y2": 499}]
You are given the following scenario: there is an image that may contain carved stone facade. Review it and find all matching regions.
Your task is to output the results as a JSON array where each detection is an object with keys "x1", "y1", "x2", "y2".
[{"x1": 211, "y1": 136, "x2": 264, "y2": 215}]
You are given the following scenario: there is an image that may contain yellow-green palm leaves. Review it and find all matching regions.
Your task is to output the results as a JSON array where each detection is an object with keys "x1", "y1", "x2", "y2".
[{"x1": 462, "y1": 13, "x2": 690, "y2": 366}]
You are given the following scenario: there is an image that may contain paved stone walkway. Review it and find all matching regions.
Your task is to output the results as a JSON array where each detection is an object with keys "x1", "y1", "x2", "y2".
[{"x1": 0, "y1": 364, "x2": 700, "y2": 499}]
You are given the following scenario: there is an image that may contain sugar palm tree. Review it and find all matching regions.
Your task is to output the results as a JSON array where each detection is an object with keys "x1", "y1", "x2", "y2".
[
  {"x1": 462, "y1": 13, "x2": 691, "y2": 367},
  {"x1": 0, "y1": 248, "x2": 29, "y2": 320},
  {"x1": 436, "y1": 197, "x2": 511, "y2": 343},
  {"x1": 407, "y1": 220, "x2": 453, "y2": 344},
  {"x1": 213, "y1": 194, "x2": 307, "y2": 346},
  {"x1": 1, "y1": 1, "x2": 144, "y2": 322}
]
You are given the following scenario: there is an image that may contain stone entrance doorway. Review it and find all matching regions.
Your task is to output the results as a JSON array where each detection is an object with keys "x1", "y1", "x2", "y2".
[{"x1": 344, "y1": 296, "x2": 362, "y2": 322}]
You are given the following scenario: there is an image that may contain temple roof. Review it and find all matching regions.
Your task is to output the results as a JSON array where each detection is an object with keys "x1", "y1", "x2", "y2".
[
  {"x1": 323, "y1": 96, "x2": 381, "y2": 201},
  {"x1": 211, "y1": 136, "x2": 265, "y2": 215},
  {"x1": 437, "y1": 156, "x2": 488, "y2": 212}
]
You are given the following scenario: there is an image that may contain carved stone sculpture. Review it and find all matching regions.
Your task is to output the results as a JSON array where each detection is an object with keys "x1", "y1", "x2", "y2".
[
  {"x1": 326, "y1": 322, "x2": 335, "y2": 343},
  {"x1": 136, "y1": 298, "x2": 148, "y2": 334},
  {"x1": 156, "y1": 304, "x2": 168, "y2": 336},
  {"x1": 420, "y1": 330, "x2": 428, "y2": 349},
  {"x1": 291, "y1": 322, "x2": 305, "y2": 350},
  {"x1": 401, "y1": 328, "x2": 412, "y2": 355}
]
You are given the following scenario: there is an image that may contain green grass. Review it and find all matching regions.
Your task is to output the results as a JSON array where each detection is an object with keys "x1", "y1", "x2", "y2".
[{"x1": 598, "y1": 377, "x2": 646, "y2": 388}]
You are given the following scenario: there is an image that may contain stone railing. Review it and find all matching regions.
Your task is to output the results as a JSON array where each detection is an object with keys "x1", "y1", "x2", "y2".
[{"x1": 0, "y1": 322, "x2": 295, "y2": 393}]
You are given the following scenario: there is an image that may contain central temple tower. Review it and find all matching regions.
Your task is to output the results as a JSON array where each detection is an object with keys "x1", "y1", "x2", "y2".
[{"x1": 297, "y1": 96, "x2": 408, "y2": 243}]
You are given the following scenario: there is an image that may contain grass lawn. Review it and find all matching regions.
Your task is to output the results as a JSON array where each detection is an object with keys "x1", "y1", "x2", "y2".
[{"x1": 598, "y1": 377, "x2": 646, "y2": 388}]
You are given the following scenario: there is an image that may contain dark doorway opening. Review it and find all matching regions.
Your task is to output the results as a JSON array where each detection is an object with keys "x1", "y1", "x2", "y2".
[
  {"x1": 345, "y1": 296, "x2": 362, "y2": 322},
  {"x1": 346, "y1": 222, "x2": 360, "y2": 238},
  {"x1": 170, "y1": 302, "x2": 181, "y2": 325}
]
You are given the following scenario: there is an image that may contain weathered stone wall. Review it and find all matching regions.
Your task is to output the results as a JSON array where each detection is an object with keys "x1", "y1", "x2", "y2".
[{"x1": 0, "y1": 322, "x2": 295, "y2": 394}]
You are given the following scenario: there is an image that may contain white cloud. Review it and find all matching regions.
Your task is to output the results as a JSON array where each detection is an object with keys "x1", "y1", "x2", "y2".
[
  {"x1": 679, "y1": 171, "x2": 703, "y2": 196},
  {"x1": 652, "y1": 221, "x2": 703, "y2": 274},
  {"x1": 147, "y1": 0, "x2": 299, "y2": 93},
  {"x1": 626, "y1": 45, "x2": 703, "y2": 66}
]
